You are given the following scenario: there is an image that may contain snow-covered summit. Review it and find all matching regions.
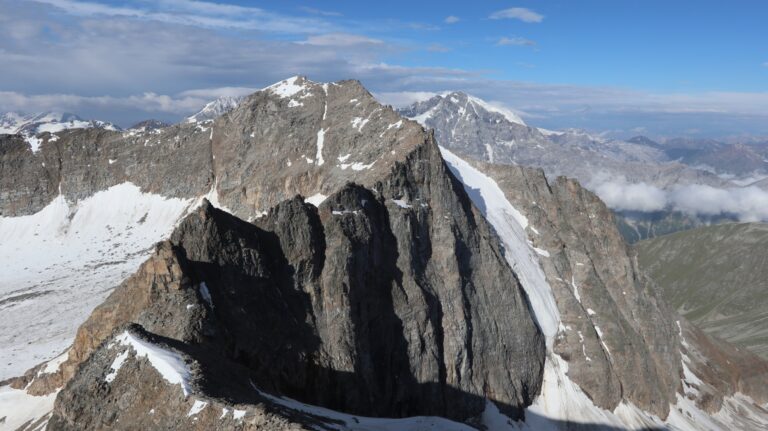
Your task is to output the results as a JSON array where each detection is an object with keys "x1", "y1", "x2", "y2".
[
  {"x1": 0, "y1": 111, "x2": 119, "y2": 136},
  {"x1": 186, "y1": 96, "x2": 244, "y2": 123},
  {"x1": 401, "y1": 91, "x2": 527, "y2": 127},
  {"x1": 264, "y1": 75, "x2": 311, "y2": 99},
  {"x1": 1, "y1": 111, "x2": 120, "y2": 152},
  {"x1": 185, "y1": 76, "x2": 319, "y2": 124}
]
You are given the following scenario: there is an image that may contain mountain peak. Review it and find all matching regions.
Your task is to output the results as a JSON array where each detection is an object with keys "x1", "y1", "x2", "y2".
[
  {"x1": 186, "y1": 96, "x2": 245, "y2": 123},
  {"x1": 628, "y1": 135, "x2": 663, "y2": 148},
  {"x1": 400, "y1": 91, "x2": 526, "y2": 127}
]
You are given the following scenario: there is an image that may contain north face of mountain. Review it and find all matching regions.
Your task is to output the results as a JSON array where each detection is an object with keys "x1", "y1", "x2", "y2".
[
  {"x1": 42, "y1": 184, "x2": 545, "y2": 427},
  {"x1": 0, "y1": 76, "x2": 444, "y2": 380},
  {"x1": 637, "y1": 222, "x2": 768, "y2": 358}
]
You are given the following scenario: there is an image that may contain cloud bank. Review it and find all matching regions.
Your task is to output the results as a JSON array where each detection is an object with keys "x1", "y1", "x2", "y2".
[{"x1": 591, "y1": 176, "x2": 768, "y2": 221}]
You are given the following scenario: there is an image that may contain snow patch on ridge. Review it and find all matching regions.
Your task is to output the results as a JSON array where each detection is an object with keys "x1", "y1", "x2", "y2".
[
  {"x1": 0, "y1": 384, "x2": 57, "y2": 430},
  {"x1": 110, "y1": 331, "x2": 193, "y2": 396},
  {"x1": 253, "y1": 386, "x2": 476, "y2": 431},
  {"x1": 304, "y1": 193, "x2": 327, "y2": 207},
  {"x1": 466, "y1": 95, "x2": 526, "y2": 126},
  {"x1": 266, "y1": 76, "x2": 306, "y2": 99},
  {"x1": 440, "y1": 147, "x2": 558, "y2": 340}
]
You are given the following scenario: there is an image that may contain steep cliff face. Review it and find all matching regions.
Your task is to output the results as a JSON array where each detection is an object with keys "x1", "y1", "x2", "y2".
[
  {"x1": 439, "y1": 150, "x2": 768, "y2": 427},
  {"x1": 0, "y1": 76, "x2": 450, "y2": 378},
  {"x1": 0, "y1": 124, "x2": 215, "y2": 217},
  {"x1": 41, "y1": 163, "x2": 547, "y2": 427},
  {"x1": 466, "y1": 159, "x2": 681, "y2": 417}
]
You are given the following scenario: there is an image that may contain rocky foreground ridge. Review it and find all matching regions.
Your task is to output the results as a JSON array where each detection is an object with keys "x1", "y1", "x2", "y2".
[{"x1": 1, "y1": 77, "x2": 767, "y2": 430}]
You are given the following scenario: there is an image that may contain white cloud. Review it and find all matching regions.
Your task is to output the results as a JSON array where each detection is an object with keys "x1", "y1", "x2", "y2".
[
  {"x1": 588, "y1": 174, "x2": 768, "y2": 221},
  {"x1": 496, "y1": 37, "x2": 536, "y2": 47},
  {"x1": 374, "y1": 91, "x2": 438, "y2": 107},
  {"x1": 0, "y1": 89, "x2": 233, "y2": 115},
  {"x1": 489, "y1": 7, "x2": 544, "y2": 23},
  {"x1": 301, "y1": 33, "x2": 383, "y2": 46},
  {"x1": 30, "y1": 0, "x2": 335, "y2": 33},
  {"x1": 590, "y1": 176, "x2": 668, "y2": 212},
  {"x1": 669, "y1": 184, "x2": 768, "y2": 221},
  {"x1": 444, "y1": 15, "x2": 460, "y2": 24},
  {"x1": 178, "y1": 87, "x2": 257, "y2": 99}
]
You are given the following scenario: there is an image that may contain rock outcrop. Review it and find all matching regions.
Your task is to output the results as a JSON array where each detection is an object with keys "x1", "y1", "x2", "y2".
[{"x1": 44, "y1": 176, "x2": 546, "y2": 427}]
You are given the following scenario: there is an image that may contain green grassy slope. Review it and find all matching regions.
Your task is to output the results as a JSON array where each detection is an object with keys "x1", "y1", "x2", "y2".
[{"x1": 636, "y1": 222, "x2": 768, "y2": 358}]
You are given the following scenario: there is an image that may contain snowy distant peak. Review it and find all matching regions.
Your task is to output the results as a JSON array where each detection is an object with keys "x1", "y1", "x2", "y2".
[
  {"x1": 0, "y1": 111, "x2": 119, "y2": 135},
  {"x1": 463, "y1": 93, "x2": 526, "y2": 126},
  {"x1": 186, "y1": 96, "x2": 245, "y2": 123},
  {"x1": 400, "y1": 91, "x2": 527, "y2": 127},
  {"x1": 1, "y1": 111, "x2": 119, "y2": 152}
]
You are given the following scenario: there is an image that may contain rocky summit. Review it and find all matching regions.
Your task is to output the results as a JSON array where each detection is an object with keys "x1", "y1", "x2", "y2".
[{"x1": 1, "y1": 77, "x2": 767, "y2": 430}]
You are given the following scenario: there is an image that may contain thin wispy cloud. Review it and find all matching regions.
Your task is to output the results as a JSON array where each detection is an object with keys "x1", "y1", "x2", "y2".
[
  {"x1": 489, "y1": 7, "x2": 544, "y2": 23},
  {"x1": 29, "y1": 0, "x2": 336, "y2": 33},
  {"x1": 496, "y1": 37, "x2": 537, "y2": 47},
  {"x1": 301, "y1": 33, "x2": 384, "y2": 47},
  {"x1": 444, "y1": 16, "x2": 460, "y2": 24},
  {"x1": 298, "y1": 6, "x2": 342, "y2": 17}
]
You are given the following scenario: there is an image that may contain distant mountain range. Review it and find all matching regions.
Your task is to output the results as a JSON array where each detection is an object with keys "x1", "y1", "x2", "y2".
[
  {"x1": 398, "y1": 92, "x2": 768, "y2": 242},
  {"x1": 628, "y1": 136, "x2": 768, "y2": 179},
  {"x1": 185, "y1": 96, "x2": 244, "y2": 123}
]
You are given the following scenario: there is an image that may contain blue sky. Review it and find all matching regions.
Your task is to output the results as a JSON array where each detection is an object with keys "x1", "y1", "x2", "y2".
[{"x1": 2, "y1": 0, "x2": 767, "y2": 137}]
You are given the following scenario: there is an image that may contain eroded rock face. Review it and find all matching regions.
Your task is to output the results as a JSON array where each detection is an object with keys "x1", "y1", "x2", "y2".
[
  {"x1": 0, "y1": 77, "x2": 430, "y2": 221},
  {"x1": 45, "y1": 132, "x2": 546, "y2": 426},
  {"x1": 0, "y1": 126, "x2": 213, "y2": 216},
  {"x1": 457, "y1": 156, "x2": 768, "y2": 418}
]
